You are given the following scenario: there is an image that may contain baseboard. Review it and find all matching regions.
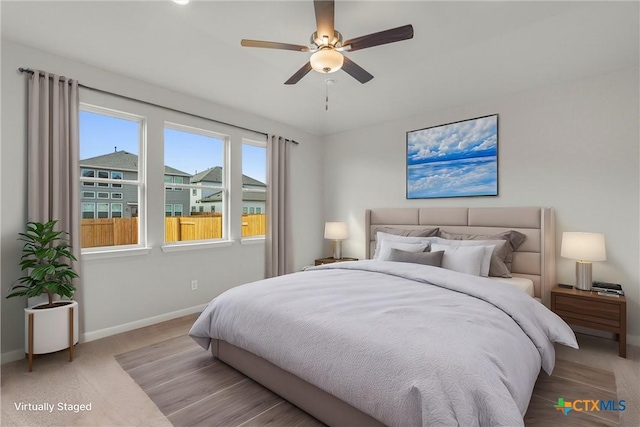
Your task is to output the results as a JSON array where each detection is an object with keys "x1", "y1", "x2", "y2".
[
  {"x1": 1, "y1": 349, "x2": 27, "y2": 364},
  {"x1": 1, "y1": 304, "x2": 207, "y2": 365},
  {"x1": 81, "y1": 304, "x2": 207, "y2": 343}
]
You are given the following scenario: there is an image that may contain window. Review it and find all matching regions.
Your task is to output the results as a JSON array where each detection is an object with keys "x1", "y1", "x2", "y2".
[
  {"x1": 174, "y1": 176, "x2": 184, "y2": 190},
  {"x1": 97, "y1": 203, "x2": 109, "y2": 219},
  {"x1": 82, "y1": 191, "x2": 95, "y2": 199},
  {"x1": 82, "y1": 203, "x2": 95, "y2": 219},
  {"x1": 111, "y1": 171, "x2": 123, "y2": 188},
  {"x1": 164, "y1": 124, "x2": 226, "y2": 243},
  {"x1": 241, "y1": 141, "x2": 267, "y2": 238},
  {"x1": 81, "y1": 169, "x2": 95, "y2": 187},
  {"x1": 164, "y1": 175, "x2": 174, "y2": 191},
  {"x1": 165, "y1": 204, "x2": 173, "y2": 217},
  {"x1": 97, "y1": 171, "x2": 109, "y2": 187},
  {"x1": 80, "y1": 107, "x2": 143, "y2": 250},
  {"x1": 111, "y1": 203, "x2": 123, "y2": 218}
]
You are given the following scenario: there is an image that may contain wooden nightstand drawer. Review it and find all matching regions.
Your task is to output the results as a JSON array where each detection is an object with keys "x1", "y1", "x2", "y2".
[
  {"x1": 554, "y1": 295, "x2": 620, "y2": 322},
  {"x1": 554, "y1": 310, "x2": 619, "y2": 329}
]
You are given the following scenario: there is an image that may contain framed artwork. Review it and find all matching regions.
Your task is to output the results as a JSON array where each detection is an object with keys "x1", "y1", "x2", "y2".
[{"x1": 406, "y1": 114, "x2": 498, "y2": 199}]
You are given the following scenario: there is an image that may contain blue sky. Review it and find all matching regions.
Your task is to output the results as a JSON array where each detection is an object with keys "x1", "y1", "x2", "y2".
[
  {"x1": 407, "y1": 115, "x2": 497, "y2": 198},
  {"x1": 80, "y1": 111, "x2": 266, "y2": 183}
]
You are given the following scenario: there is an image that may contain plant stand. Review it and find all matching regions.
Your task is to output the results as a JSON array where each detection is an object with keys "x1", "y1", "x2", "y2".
[{"x1": 25, "y1": 301, "x2": 78, "y2": 372}]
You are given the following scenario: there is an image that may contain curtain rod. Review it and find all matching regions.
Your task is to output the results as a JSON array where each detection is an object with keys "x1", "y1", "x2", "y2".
[{"x1": 18, "y1": 67, "x2": 299, "y2": 145}]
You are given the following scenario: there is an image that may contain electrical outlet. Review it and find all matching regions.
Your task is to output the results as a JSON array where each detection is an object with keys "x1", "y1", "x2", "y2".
[{"x1": 191, "y1": 280, "x2": 198, "y2": 291}]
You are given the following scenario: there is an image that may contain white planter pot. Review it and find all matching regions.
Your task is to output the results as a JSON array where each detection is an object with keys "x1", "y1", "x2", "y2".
[{"x1": 24, "y1": 300, "x2": 79, "y2": 354}]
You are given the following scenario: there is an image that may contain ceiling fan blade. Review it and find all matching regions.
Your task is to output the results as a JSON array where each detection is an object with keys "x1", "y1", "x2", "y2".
[
  {"x1": 343, "y1": 24, "x2": 414, "y2": 52},
  {"x1": 241, "y1": 39, "x2": 310, "y2": 52},
  {"x1": 314, "y1": 0, "x2": 335, "y2": 41},
  {"x1": 284, "y1": 62, "x2": 313, "y2": 85},
  {"x1": 342, "y1": 56, "x2": 374, "y2": 84}
]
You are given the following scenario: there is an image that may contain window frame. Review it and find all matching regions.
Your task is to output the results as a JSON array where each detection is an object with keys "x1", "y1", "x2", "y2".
[
  {"x1": 241, "y1": 138, "x2": 267, "y2": 240},
  {"x1": 79, "y1": 102, "x2": 147, "y2": 255},
  {"x1": 163, "y1": 121, "x2": 229, "y2": 246}
]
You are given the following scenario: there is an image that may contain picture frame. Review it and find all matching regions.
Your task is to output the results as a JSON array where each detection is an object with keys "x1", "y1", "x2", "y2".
[{"x1": 406, "y1": 114, "x2": 498, "y2": 199}]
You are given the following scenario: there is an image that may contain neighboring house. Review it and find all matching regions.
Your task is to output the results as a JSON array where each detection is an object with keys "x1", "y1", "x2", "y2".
[
  {"x1": 190, "y1": 166, "x2": 266, "y2": 214},
  {"x1": 80, "y1": 150, "x2": 191, "y2": 218}
]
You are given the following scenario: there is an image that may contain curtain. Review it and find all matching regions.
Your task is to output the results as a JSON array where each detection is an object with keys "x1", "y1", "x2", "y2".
[
  {"x1": 27, "y1": 70, "x2": 81, "y2": 289},
  {"x1": 265, "y1": 135, "x2": 293, "y2": 277}
]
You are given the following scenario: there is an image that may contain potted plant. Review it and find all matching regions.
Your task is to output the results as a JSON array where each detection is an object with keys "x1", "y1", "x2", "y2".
[{"x1": 7, "y1": 220, "x2": 79, "y2": 371}]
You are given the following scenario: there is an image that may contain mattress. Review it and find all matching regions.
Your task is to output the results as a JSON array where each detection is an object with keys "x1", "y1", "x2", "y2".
[{"x1": 489, "y1": 276, "x2": 535, "y2": 297}]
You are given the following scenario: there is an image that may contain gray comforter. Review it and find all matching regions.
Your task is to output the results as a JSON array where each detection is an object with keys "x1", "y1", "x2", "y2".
[{"x1": 189, "y1": 261, "x2": 578, "y2": 427}]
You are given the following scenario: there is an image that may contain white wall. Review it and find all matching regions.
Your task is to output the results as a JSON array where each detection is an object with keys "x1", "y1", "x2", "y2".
[
  {"x1": 1, "y1": 40, "x2": 323, "y2": 361},
  {"x1": 322, "y1": 67, "x2": 640, "y2": 345}
]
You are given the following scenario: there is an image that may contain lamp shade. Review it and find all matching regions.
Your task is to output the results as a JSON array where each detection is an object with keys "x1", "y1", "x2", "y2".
[
  {"x1": 561, "y1": 232, "x2": 606, "y2": 261},
  {"x1": 324, "y1": 222, "x2": 349, "y2": 240},
  {"x1": 310, "y1": 49, "x2": 344, "y2": 73}
]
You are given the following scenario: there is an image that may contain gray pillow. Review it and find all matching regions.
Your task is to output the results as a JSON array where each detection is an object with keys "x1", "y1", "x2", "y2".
[
  {"x1": 378, "y1": 226, "x2": 439, "y2": 238},
  {"x1": 387, "y1": 249, "x2": 444, "y2": 267},
  {"x1": 438, "y1": 230, "x2": 527, "y2": 277}
]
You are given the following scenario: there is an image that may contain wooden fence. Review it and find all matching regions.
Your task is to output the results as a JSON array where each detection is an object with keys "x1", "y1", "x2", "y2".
[{"x1": 81, "y1": 214, "x2": 266, "y2": 248}]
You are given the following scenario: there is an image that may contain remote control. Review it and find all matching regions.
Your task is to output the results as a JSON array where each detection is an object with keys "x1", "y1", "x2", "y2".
[{"x1": 558, "y1": 284, "x2": 573, "y2": 289}]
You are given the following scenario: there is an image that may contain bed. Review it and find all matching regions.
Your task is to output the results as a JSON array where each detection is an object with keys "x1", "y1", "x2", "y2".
[{"x1": 189, "y1": 207, "x2": 577, "y2": 426}]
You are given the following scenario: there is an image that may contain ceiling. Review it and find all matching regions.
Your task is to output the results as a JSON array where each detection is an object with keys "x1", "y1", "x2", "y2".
[{"x1": 2, "y1": 1, "x2": 638, "y2": 136}]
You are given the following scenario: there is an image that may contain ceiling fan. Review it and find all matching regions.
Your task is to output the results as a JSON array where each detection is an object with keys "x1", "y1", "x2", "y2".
[{"x1": 240, "y1": 0, "x2": 414, "y2": 85}]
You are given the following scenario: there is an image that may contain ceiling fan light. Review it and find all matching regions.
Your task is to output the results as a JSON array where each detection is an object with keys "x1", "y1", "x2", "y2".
[{"x1": 310, "y1": 49, "x2": 344, "y2": 74}]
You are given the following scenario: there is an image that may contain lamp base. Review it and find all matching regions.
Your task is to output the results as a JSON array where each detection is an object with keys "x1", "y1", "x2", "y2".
[
  {"x1": 575, "y1": 261, "x2": 592, "y2": 290},
  {"x1": 332, "y1": 240, "x2": 342, "y2": 260}
]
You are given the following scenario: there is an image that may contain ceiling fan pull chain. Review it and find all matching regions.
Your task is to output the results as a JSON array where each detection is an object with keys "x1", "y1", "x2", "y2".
[{"x1": 325, "y1": 78, "x2": 334, "y2": 111}]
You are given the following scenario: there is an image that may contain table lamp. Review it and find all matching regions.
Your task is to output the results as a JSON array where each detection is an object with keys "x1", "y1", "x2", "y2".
[
  {"x1": 324, "y1": 222, "x2": 349, "y2": 260},
  {"x1": 560, "y1": 232, "x2": 606, "y2": 290}
]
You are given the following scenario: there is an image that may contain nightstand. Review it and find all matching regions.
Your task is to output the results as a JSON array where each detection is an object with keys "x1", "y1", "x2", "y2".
[
  {"x1": 551, "y1": 285, "x2": 626, "y2": 358},
  {"x1": 314, "y1": 257, "x2": 358, "y2": 266}
]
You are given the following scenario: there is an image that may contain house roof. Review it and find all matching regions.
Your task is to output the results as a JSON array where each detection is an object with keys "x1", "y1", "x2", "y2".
[
  {"x1": 80, "y1": 150, "x2": 190, "y2": 176},
  {"x1": 199, "y1": 189, "x2": 266, "y2": 203},
  {"x1": 191, "y1": 166, "x2": 265, "y2": 187}
]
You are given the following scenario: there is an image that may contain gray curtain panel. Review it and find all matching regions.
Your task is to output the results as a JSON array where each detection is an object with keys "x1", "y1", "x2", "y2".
[
  {"x1": 266, "y1": 135, "x2": 293, "y2": 277},
  {"x1": 27, "y1": 70, "x2": 81, "y2": 285}
]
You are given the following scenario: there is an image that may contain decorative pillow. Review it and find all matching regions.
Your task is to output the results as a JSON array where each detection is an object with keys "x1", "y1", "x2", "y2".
[
  {"x1": 430, "y1": 244, "x2": 485, "y2": 276},
  {"x1": 376, "y1": 240, "x2": 430, "y2": 262},
  {"x1": 373, "y1": 231, "x2": 438, "y2": 259},
  {"x1": 431, "y1": 238, "x2": 495, "y2": 276},
  {"x1": 439, "y1": 230, "x2": 526, "y2": 265},
  {"x1": 377, "y1": 227, "x2": 439, "y2": 238},
  {"x1": 387, "y1": 249, "x2": 444, "y2": 267},
  {"x1": 435, "y1": 231, "x2": 526, "y2": 277}
]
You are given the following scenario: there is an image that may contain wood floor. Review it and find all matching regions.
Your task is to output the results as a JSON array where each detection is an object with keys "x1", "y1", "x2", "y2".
[{"x1": 116, "y1": 335, "x2": 620, "y2": 427}]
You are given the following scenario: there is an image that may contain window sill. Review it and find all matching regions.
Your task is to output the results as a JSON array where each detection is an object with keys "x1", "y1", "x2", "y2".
[
  {"x1": 82, "y1": 247, "x2": 152, "y2": 261},
  {"x1": 161, "y1": 240, "x2": 233, "y2": 253},
  {"x1": 241, "y1": 237, "x2": 265, "y2": 245}
]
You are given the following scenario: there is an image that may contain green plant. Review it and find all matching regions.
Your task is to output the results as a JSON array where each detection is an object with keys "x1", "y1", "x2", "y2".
[{"x1": 7, "y1": 220, "x2": 78, "y2": 308}]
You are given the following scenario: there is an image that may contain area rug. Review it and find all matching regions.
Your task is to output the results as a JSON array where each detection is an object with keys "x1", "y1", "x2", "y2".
[{"x1": 116, "y1": 336, "x2": 620, "y2": 427}]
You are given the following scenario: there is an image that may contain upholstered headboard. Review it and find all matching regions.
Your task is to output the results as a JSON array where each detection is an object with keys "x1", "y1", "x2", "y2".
[{"x1": 365, "y1": 207, "x2": 555, "y2": 306}]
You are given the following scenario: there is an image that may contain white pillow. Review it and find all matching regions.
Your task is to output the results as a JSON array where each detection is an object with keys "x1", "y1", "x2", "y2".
[
  {"x1": 373, "y1": 232, "x2": 437, "y2": 260},
  {"x1": 431, "y1": 244, "x2": 486, "y2": 276},
  {"x1": 432, "y1": 238, "x2": 495, "y2": 277},
  {"x1": 376, "y1": 240, "x2": 429, "y2": 262}
]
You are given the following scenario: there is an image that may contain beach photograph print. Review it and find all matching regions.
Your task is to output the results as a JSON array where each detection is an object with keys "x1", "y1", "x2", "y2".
[{"x1": 406, "y1": 114, "x2": 498, "y2": 199}]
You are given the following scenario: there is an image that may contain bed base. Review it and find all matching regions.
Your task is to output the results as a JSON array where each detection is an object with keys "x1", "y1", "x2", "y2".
[{"x1": 211, "y1": 339, "x2": 385, "y2": 427}]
